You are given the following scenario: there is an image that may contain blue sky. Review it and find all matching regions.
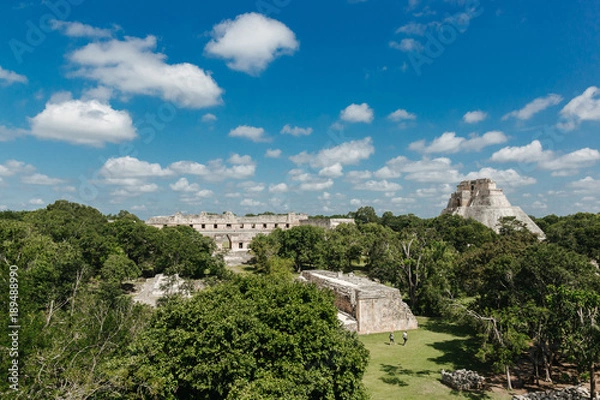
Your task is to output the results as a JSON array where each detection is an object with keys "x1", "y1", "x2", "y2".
[{"x1": 1, "y1": 0, "x2": 599, "y2": 219}]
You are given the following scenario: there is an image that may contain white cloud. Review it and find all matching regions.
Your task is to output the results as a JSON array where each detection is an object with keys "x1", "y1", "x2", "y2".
[
  {"x1": 376, "y1": 156, "x2": 463, "y2": 183},
  {"x1": 531, "y1": 201, "x2": 547, "y2": 210},
  {"x1": 241, "y1": 198, "x2": 263, "y2": 207},
  {"x1": 558, "y1": 86, "x2": 600, "y2": 131},
  {"x1": 170, "y1": 177, "x2": 200, "y2": 192},
  {"x1": 389, "y1": 38, "x2": 423, "y2": 53},
  {"x1": 491, "y1": 140, "x2": 600, "y2": 174},
  {"x1": 238, "y1": 181, "x2": 265, "y2": 193},
  {"x1": 395, "y1": 22, "x2": 428, "y2": 35},
  {"x1": 463, "y1": 110, "x2": 487, "y2": 123},
  {"x1": 70, "y1": 36, "x2": 223, "y2": 108},
  {"x1": 21, "y1": 173, "x2": 66, "y2": 185},
  {"x1": 0, "y1": 160, "x2": 35, "y2": 177},
  {"x1": 346, "y1": 170, "x2": 372, "y2": 182},
  {"x1": 299, "y1": 179, "x2": 334, "y2": 191},
  {"x1": 340, "y1": 103, "x2": 374, "y2": 123},
  {"x1": 318, "y1": 163, "x2": 343, "y2": 178},
  {"x1": 502, "y1": 94, "x2": 563, "y2": 120},
  {"x1": 570, "y1": 176, "x2": 600, "y2": 193},
  {"x1": 387, "y1": 109, "x2": 417, "y2": 122},
  {"x1": 0, "y1": 66, "x2": 28, "y2": 85},
  {"x1": 205, "y1": 12, "x2": 299, "y2": 75},
  {"x1": 269, "y1": 183, "x2": 289, "y2": 193},
  {"x1": 81, "y1": 86, "x2": 113, "y2": 102},
  {"x1": 29, "y1": 198, "x2": 44, "y2": 206},
  {"x1": 228, "y1": 125, "x2": 268, "y2": 142},
  {"x1": 538, "y1": 148, "x2": 600, "y2": 172},
  {"x1": 265, "y1": 148, "x2": 282, "y2": 158},
  {"x1": 490, "y1": 140, "x2": 552, "y2": 163},
  {"x1": 290, "y1": 137, "x2": 375, "y2": 168},
  {"x1": 281, "y1": 124, "x2": 313, "y2": 136},
  {"x1": 202, "y1": 113, "x2": 217, "y2": 123},
  {"x1": 354, "y1": 179, "x2": 402, "y2": 191},
  {"x1": 0, "y1": 125, "x2": 27, "y2": 141},
  {"x1": 350, "y1": 199, "x2": 362, "y2": 207},
  {"x1": 410, "y1": 131, "x2": 507, "y2": 154},
  {"x1": 99, "y1": 156, "x2": 173, "y2": 186},
  {"x1": 50, "y1": 20, "x2": 114, "y2": 38},
  {"x1": 391, "y1": 197, "x2": 416, "y2": 204},
  {"x1": 168, "y1": 154, "x2": 256, "y2": 181},
  {"x1": 29, "y1": 97, "x2": 136, "y2": 147},
  {"x1": 463, "y1": 167, "x2": 536, "y2": 187},
  {"x1": 110, "y1": 184, "x2": 160, "y2": 198}
]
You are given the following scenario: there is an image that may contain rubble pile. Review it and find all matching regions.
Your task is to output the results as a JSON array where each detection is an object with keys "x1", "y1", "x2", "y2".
[
  {"x1": 513, "y1": 386, "x2": 597, "y2": 400},
  {"x1": 441, "y1": 369, "x2": 485, "y2": 391}
]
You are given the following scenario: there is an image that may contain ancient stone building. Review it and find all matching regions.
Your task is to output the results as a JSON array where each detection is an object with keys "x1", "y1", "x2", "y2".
[
  {"x1": 300, "y1": 217, "x2": 356, "y2": 229},
  {"x1": 441, "y1": 178, "x2": 545, "y2": 238},
  {"x1": 300, "y1": 270, "x2": 418, "y2": 334},
  {"x1": 146, "y1": 211, "x2": 310, "y2": 251}
]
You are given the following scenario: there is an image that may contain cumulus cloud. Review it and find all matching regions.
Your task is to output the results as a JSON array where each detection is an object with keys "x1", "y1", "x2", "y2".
[
  {"x1": 299, "y1": 179, "x2": 334, "y2": 191},
  {"x1": 228, "y1": 125, "x2": 268, "y2": 142},
  {"x1": 269, "y1": 183, "x2": 289, "y2": 193},
  {"x1": 353, "y1": 179, "x2": 402, "y2": 191},
  {"x1": 463, "y1": 110, "x2": 487, "y2": 123},
  {"x1": 290, "y1": 137, "x2": 375, "y2": 168},
  {"x1": 202, "y1": 113, "x2": 217, "y2": 123},
  {"x1": 389, "y1": 38, "x2": 423, "y2": 52},
  {"x1": 340, "y1": 103, "x2": 374, "y2": 123},
  {"x1": 281, "y1": 124, "x2": 313, "y2": 136},
  {"x1": 375, "y1": 156, "x2": 463, "y2": 183},
  {"x1": 0, "y1": 125, "x2": 28, "y2": 141},
  {"x1": 241, "y1": 198, "x2": 263, "y2": 207},
  {"x1": 318, "y1": 163, "x2": 344, "y2": 178},
  {"x1": 21, "y1": 173, "x2": 66, "y2": 185},
  {"x1": 28, "y1": 97, "x2": 136, "y2": 147},
  {"x1": 0, "y1": 66, "x2": 28, "y2": 85},
  {"x1": 557, "y1": 86, "x2": 600, "y2": 131},
  {"x1": 205, "y1": 12, "x2": 299, "y2": 75},
  {"x1": 491, "y1": 140, "x2": 600, "y2": 175},
  {"x1": 387, "y1": 108, "x2": 417, "y2": 122},
  {"x1": 409, "y1": 131, "x2": 507, "y2": 154},
  {"x1": 168, "y1": 154, "x2": 256, "y2": 181},
  {"x1": 99, "y1": 156, "x2": 173, "y2": 186},
  {"x1": 463, "y1": 167, "x2": 536, "y2": 187},
  {"x1": 170, "y1": 177, "x2": 200, "y2": 192},
  {"x1": 570, "y1": 176, "x2": 600, "y2": 193},
  {"x1": 69, "y1": 36, "x2": 223, "y2": 108},
  {"x1": 346, "y1": 170, "x2": 372, "y2": 182},
  {"x1": 50, "y1": 20, "x2": 114, "y2": 38},
  {"x1": 265, "y1": 148, "x2": 282, "y2": 158},
  {"x1": 490, "y1": 140, "x2": 552, "y2": 163},
  {"x1": 0, "y1": 160, "x2": 35, "y2": 177},
  {"x1": 502, "y1": 94, "x2": 562, "y2": 120}
]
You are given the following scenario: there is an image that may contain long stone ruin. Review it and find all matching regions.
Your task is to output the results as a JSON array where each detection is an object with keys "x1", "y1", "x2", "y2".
[{"x1": 300, "y1": 270, "x2": 418, "y2": 334}]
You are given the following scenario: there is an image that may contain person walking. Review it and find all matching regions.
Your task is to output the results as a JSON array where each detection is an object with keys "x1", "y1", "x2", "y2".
[
  {"x1": 389, "y1": 332, "x2": 395, "y2": 345},
  {"x1": 402, "y1": 331, "x2": 408, "y2": 346}
]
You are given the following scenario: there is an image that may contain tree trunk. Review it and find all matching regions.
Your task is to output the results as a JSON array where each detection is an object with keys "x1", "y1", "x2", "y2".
[
  {"x1": 506, "y1": 365, "x2": 513, "y2": 391},
  {"x1": 590, "y1": 364, "x2": 596, "y2": 400}
]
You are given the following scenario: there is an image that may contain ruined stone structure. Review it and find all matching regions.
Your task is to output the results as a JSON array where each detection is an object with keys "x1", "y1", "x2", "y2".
[
  {"x1": 146, "y1": 211, "x2": 309, "y2": 251},
  {"x1": 300, "y1": 270, "x2": 418, "y2": 334},
  {"x1": 300, "y1": 218, "x2": 356, "y2": 229},
  {"x1": 441, "y1": 178, "x2": 545, "y2": 238}
]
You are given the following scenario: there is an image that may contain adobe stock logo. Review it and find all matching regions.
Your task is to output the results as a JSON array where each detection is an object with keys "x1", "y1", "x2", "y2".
[
  {"x1": 9, "y1": 0, "x2": 87, "y2": 64},
  {"x1": 407, "y1": 0, "x2": 483, "y2": 76}
]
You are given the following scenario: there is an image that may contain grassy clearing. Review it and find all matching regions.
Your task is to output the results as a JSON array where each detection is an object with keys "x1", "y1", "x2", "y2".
[{"x1": 360, "y1": 317, "x2": 512, "y2": 400}]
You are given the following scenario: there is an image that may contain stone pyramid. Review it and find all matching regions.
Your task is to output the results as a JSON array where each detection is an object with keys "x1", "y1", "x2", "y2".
[{"x1": 441, "y1": 178, "x2": 545, "y2": 238}]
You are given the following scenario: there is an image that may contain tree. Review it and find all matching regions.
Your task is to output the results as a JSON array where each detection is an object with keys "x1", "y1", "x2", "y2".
[
  {"x1": 548, "y1": 286, "x2": 600, "y2": 399},
  {"x1": 349, "y1": 206, "x2": 379, "y2": 226},
  {"x1": 248, "y1": 232, "x2": 282, "y2": 273},
  {"x1": 114, "y1": 276, "x2": 370, "y2": 399},
  {"x1": 318, "y1": 223, "x2": 364, "y2": 272},
  {"x1": 278, "y1": 225, "x2": 325, "y2": 271}
]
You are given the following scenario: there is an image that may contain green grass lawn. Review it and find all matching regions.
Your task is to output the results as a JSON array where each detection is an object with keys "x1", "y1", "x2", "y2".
[{"x1": 360, "y1": 317, "x2": 512, "y2": 400}]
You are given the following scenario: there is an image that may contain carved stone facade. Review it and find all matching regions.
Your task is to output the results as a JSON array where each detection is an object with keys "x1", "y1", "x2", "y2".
[
  {"x1": 146, "y1": 211, "x2": 309, "y2": 251},
  {"x1": 441, "y1": 178, "x2": 546, "y2": 238},
  {"x1": 300, "y1": 270, "x2": 418, "y2": 334}
]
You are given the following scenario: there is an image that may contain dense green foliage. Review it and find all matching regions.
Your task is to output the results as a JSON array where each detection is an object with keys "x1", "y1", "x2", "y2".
[{"x1": 114, "y1": 275, "x2": 370, "y2": 399}]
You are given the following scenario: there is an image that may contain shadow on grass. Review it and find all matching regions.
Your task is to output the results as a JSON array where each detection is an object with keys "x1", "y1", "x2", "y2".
[
  {"x1": 448, "y1": 389, "x2": 493, "y2": 399},
  {"x1": 420, "y1": 318, "x2": 472, "y2": 338},
  {"x1": 379, "y1": 363, "x2": 435, "y2": 386}
]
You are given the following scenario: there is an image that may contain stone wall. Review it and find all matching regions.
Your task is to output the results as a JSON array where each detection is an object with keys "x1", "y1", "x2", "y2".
[
  {"x1": 512, "y1": 386, "x2": 597, "y2": 400},
  {"x1": 301, "y1": 270, "x2": 418, "y2": 334}
]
